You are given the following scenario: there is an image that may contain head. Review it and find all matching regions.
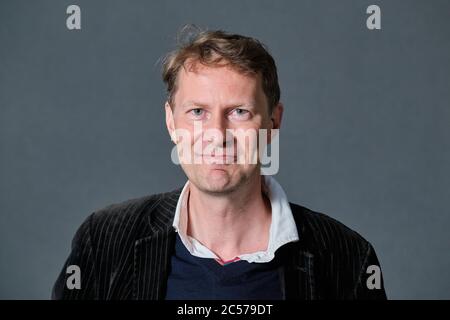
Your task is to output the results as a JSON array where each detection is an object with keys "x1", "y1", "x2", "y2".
[{"x1": 162, "y1": 27, "x2": 283, "y2": 195}]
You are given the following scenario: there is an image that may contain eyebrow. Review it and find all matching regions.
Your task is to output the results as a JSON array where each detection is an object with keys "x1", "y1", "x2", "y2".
[
  {"x1": 181, "y1": 100, "x2": 256, "y2": 109},
  {"x1": 182, "y1": 101, "x2": 208, "y2": 108}
]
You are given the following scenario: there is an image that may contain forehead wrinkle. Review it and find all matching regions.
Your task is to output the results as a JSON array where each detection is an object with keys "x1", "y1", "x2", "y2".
[{"x1": 176, "y1": 63, "x2": 265, "y2": 111}]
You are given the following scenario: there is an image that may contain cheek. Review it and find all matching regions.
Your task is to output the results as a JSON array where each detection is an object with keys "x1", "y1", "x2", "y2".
[{"x1": 172, "y1": 117, "x2": 194, "y2": 141}]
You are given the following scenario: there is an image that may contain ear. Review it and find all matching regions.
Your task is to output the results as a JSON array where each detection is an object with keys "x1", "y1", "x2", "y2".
[
  {"x1": 165, "y1": 101, "x2": 177, "y2": 144},
  {"x1": 268, "y1": 102, "x2": 283, "y2": 144}
]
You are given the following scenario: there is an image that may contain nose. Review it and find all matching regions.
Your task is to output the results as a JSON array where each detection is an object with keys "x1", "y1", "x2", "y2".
[{"x1": 203, "y1": 112, "x2": 232, "y2": 148}]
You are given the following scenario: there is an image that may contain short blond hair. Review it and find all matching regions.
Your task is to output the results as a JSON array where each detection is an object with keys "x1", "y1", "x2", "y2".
[{"x1": 161, "y1": 25, "x2": 280, "y2": 113}]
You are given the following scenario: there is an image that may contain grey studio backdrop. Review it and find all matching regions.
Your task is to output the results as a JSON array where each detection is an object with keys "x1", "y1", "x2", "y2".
[{"x1": 0, "y1": 0, "x2": 449, "y2": 299}]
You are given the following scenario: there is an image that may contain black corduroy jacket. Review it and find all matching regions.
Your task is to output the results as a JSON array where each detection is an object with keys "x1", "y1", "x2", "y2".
[{"x1": 52, "y1": 188, "x2": 387, "y2": 300}]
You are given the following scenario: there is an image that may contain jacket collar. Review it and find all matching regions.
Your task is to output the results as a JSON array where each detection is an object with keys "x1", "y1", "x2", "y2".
[{"x1": 133, "y1": 189, "x2": 316, "y2": 300}]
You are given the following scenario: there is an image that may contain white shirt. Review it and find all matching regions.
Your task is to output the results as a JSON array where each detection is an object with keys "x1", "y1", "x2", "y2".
[{"x1": 171, "y1": 175, "x2": 300, "y2": 264}]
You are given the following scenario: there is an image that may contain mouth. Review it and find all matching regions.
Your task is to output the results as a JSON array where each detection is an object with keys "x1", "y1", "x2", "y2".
[{"x1": 194, "y1": 153, "x2": 237, "y2": 164}]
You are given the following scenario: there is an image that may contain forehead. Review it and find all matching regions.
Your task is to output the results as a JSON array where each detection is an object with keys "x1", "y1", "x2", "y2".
[{"x1": 174, "y1": 61, "x2": 265, "y2": 106}]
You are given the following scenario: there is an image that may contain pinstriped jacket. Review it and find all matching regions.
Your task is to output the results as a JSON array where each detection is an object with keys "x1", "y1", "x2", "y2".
[{"x1": 52, "y1": 188, "x2": 388, "y2": 300}]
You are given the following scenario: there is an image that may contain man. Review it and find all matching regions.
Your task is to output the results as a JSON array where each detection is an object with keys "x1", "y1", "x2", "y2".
[{"x1": 52, "y1": 28, "x2": 387, "y2": 300}]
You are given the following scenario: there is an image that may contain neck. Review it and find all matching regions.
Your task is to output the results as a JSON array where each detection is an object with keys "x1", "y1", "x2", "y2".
[{"x1": 186, "y1": 174, "x2": 272, "y2": 261}]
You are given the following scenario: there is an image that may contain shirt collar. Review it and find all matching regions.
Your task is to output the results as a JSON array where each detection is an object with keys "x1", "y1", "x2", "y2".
[{"x1": 172, "y1": 175, "x2": 300, "y2": 263}]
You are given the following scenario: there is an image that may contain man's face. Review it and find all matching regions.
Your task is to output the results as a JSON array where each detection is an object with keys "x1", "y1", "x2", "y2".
[{"x1": 165, "y1": 61, "x2": 282, "y2": 195}]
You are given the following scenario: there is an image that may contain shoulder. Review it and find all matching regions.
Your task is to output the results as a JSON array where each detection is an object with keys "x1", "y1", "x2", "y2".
[
  {"x1": 74, "y1": 189, "x2": 181, "y2": 248},
  {"x1": 289, "y1": 202, "x2": 372, "y2": 256},
  {"x1": 90, "y1": 191, "x2": 168, "y2": 228},
  {"x1": 289, "y1": 202, "x2": 387, "y2": 299}
]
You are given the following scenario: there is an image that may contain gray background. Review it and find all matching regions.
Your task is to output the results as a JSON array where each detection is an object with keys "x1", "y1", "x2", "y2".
[{"x1": 1, "y1": 0, "x2": 449, "y2": 299}]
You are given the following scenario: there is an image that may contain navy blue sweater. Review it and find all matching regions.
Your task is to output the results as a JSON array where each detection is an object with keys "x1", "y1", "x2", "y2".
[{"x1": 165, "y1": 233, "x2": 284, "y2": 300}]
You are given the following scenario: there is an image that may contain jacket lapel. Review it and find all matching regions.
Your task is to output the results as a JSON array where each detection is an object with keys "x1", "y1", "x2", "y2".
[
  {"x1": 133, "y1": 191, "x2": 180, "y2": 300},
  {"x1": 281, "y1": 245, "x2": 316, "y2": 300},
  {"x1": 133, "y1": 227, "x2": 176, "y2": 300},
  {"x1": 282, "y1": 203, "x2": 317, "y2": 300}
]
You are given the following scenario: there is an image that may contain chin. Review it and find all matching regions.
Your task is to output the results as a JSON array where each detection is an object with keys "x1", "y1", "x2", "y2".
[
  {"x1": 202, "y1": 178, "x2": 234, "y2": 193},
  {"x1": 185, "y1": 165, "x2": 258, "y2": 195},
  {"x1": 195, "y1": 174, "x2": 239, "y2": 195}
]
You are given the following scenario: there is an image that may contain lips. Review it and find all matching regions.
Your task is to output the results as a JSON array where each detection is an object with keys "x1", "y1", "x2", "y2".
[{"x1": 194, "y1": 153, "x2": 237, "y2": 164}]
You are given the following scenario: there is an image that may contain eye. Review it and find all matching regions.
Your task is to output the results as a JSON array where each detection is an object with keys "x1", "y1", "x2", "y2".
[
  {"x1": 190, "y1": 108, "x2": 204, "y2": 117},
  {"x1": 235, "y1": 108, "x2": 248, "y2": 115},
  {"x1": 230, "y1": 108, "x2": 251, "y2": 120}
]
